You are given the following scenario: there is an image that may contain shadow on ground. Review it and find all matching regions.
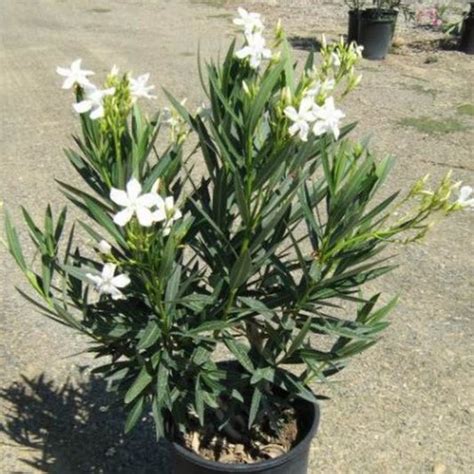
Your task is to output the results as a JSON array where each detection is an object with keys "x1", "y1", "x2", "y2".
[
  {"x1": 406, "y1": 36, "x2": 459, "y2": 52},
  {"x1": 0, "y1": 374, "x2": 171, "y2": 473},
  {"x1": 288, "y1": 36, "x2": 323, "y2": 52}
]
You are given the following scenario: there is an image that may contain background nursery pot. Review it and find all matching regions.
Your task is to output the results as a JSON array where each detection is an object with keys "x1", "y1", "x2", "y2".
[
  {"x1": 358, "y1": 8, "x2": 398, "y2": 59},
  {"x1": 459, "y1": 2, "x2": 474, "y2": 54},
  {"x1": 172, "y1": 399, "x2": 320, "y2": 474},
  {"x1": 347, "y1": 10, "x2": 360, "y2": 44}
]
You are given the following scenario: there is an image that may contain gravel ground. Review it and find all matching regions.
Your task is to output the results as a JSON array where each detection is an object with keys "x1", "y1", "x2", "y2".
[{"x1": 1, "y1": 0, "x2": 473, "y2": 473}]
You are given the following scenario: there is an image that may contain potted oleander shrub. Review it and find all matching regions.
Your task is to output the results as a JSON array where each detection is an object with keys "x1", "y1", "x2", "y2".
[
  {"x1": 417, "y1": 2, "x2": 474, "y2": 54},
  {"x1": 459, "y1": 2, "x2": 474, "y2": 54},
  {"x1": 345, "y1": 0, "x2": 365, "y2": 44},
  {"x1": 354, "y1": 0, "x2": 413, "y2": 59},
  {"x1": 4, "y1": 8, "x2": 473, "y2": 474}
]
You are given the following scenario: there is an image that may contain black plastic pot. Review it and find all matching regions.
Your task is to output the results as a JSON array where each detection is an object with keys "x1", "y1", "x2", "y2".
[
  {"x1": 347, "y1": 10, "x2": 360, "y2": 44},
  {"x1": 171, "y1": 399, "x2": 320, "y2": 474},
  {"x1": 459, "y1": 3, "x2": 474, "y2": 54},
  {"x1": 358, "y1": 9, "x2": 398, "y2": 60}
]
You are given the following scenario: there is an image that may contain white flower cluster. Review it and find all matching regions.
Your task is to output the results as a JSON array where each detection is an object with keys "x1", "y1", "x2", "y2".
[
  {"x1": 284, "y1": 94, "x2": 345, "y2": 142},
  {"x1": 85, "y1": 177, "x2": 183, "y2": 300},
  {"x1": 110, "y1": 177, "x2": 182, "y2": 235},
  {"x1": 233, "y1": 8, "x2": 271, "y2": 69},
  {"x1": 86, "y1": 263, "x2": 130, "y2": 300},
  {"x1": 56, "y1": 59, "x2": 156, "y2": 120},
  {"x1": 457, "y1": 185, "x2": 474, "y2": 209}
]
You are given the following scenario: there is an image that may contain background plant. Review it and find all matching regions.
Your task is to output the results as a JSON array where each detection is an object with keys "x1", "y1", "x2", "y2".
[{"x1": 4, "y1": 8, "x2": 471, "y2": 450}]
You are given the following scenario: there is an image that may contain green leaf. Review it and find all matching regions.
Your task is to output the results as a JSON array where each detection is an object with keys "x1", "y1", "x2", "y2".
[
  {"x1": 248, "y1": 386, "x2": 262, "y2": 428},
  {"x1": 195, "y1": 376, "x2": 205, "y2": 426},
  {"x1": 124, "y1": 366, "x2": 153, "y2": 404},
  {"x1": 137, "y1": 320, "x2": 161, "y2": 350},
  {"x1": 224, "y1": 337, "x2": 254, "y2": 373},
  {"x1": 125, "y1": 396, "x2": 144, "y2": 434},
  {"x1": 163, "y1": 88, "x2": 192, "y2": 125},
  {"x1": 239, "y1": 297, "x2": 275, "y2": 318},
  {"x1": 21, "y1": 207, "x2": 44, "y2": 247},
  {"x1": 280, "y1": 371, "x2": 318, "y2": 404},
  {"x1": 156, "y1": 361, "x2": 169, "y2": 403},
  {"x1": 229, "y1": 250, "x2": 252, "y2": 290},
  {"x1": 165, "y1": 264, "x2": 181, "y2": 310},
  {"x1": 286, "y1": 316, "x2": 312, "y2": 358},
  {"x1": 233, "y1": 173, "x2": 250, "y2": 225},
  {"x1": 250, "y1": 367, "x2": 275, "y2": 385},
  {"x1": 84, "y1": 197, "x2": 127, "y2": 247},
  {"x1": 189, "y1": 320, "x2": 232, "y2": 335},
  {"x1": 152, "y1": 397, "x2": 165, "y2": 438},
  {"x1": 248, "y1": 61, "x2": 285, "y2": 133},
  {"x1": 5, "y1": 211, "x2": 27, "y2": 271}
]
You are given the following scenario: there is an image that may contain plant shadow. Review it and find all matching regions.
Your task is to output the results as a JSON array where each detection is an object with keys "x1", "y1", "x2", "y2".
[
  {"x1": 288, "y1": 36, "x2": 323, "y2": 52},
  {"x1": 0, "y1": 373, "x2": 172, "y2": 473},
  {"x1": 406, "y1": 36, "x2": 459, "y2": 52}
]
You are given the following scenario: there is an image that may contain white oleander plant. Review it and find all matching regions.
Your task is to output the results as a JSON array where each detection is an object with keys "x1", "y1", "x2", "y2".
[{"x1": 4, "y1": 7, "x2": 473, "y2": 460}]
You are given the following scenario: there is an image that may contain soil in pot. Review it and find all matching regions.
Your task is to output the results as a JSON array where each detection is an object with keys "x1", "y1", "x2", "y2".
[
  {"x1": 358, "y1": 8, "x2": 398, "y2": 60},
  {"x1": 459, "y1": 4, "x2": 474, "y2": 54},
  {"x1": 178, "y1": 404, "x2": 299, "y2": 464},
  {"x1": 172, "y1": 397, "x2": 319, "y2": 474}
]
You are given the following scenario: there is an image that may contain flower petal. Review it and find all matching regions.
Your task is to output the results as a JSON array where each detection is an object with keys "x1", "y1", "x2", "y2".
[
  {"x1": 110, "y1": 188, "x2": 130, "y2": 206},
  {"x1": 98, "y1": 240, "x2": 112, "y2": 254},
  {"x1": 164, "y1": 196, "x2": 174, "y2": 211},
  {"x1": 126, "y1": 178, "x2": 142, "y2": 201},
  {"x1": 73, "y1": 100, "x2": 92, "y2": 114},
  {"x1": 235, "y1": 46, "x2": 252, "y2": 59},
  {"x1": 86, "y1": 274, "x2": 103, "y2": 287},
  {"x1": 152, "y1": 208, "x2": 166, "y2": 222},
  {"x1": 71, "y1": 59, "x2": 82, "y2": 71},
  {"x1": 312, "y1": 121, "x2": 327, "y2": 137},
  {"x1": 113, "y1": 207, "x2": 134, "y2": 226},
  {"x1": 137, "y1": 192, "x2": 162, "y2": 208},
  {"x1": 460, "y1": 185, "x2": 473, "y2": 201},
  {"x1": 136, "y1": 206, "x2": 154, "y2": 227},
  {"x1": 112, "y1": 274, "x2": 131, "y2": 288},
  {"x1": 110, "y1": 288, "x2": 125, "y2": 300},
  {"x1": 89, "y1": 105, "x2": 104, "y2": 120},
  {"x1": 56, "y1": 66, "x2": 70, "y2": 77},
  {"x1": 284, "y1": 106, "x2": 299, "y2": 122},
  {"x1": 102, "y1": 263, "x2": 116, "y2": 279},
  {"x1": 62, "y1": 76, "x2": 76, "y2": 89}
]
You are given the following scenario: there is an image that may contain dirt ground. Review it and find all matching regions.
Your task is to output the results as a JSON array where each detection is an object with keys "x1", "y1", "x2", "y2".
[{"x1": 0, "y1": 0, "x2": 473, "y2": 472}]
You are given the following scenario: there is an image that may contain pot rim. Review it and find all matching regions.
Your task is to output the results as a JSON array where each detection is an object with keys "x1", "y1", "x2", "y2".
[{"x1": 172, "y1": 400, "x2": 320, "y2": 472}]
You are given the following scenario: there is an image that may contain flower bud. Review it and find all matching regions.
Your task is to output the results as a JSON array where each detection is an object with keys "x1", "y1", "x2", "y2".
[{"x1": 98, "y1": 240, "x2": 112, "y2": 254}]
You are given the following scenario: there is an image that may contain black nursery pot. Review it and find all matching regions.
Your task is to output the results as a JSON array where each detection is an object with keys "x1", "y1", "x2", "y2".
[
  {"x1": 347, "y1": 9, "x2": 360, "y2": 44},
  {"x1": 358, "y1": 9, "x2": 398, "y2": 60},
  {"x1": 459, "y1": 3, "x2": 474, "y2": 54},
  {"x1": 171, "y1": 399, "x2": 320, "y2": 474}
]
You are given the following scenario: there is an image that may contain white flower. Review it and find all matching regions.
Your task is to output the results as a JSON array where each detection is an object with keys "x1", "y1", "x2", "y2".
[
  {"x1": 152, "y1": 196, "x2": 183, "y2": 235},
  {"x1": 73, "y1": 84, "x2": 115, "y2": 120},
  {"x1": 110, "y1": 178, "x2": 160, "y2": 227},
  {"x1": 354, "y1": 44, "x2": 364, "y2": 58},
  {"x1": 312, "y1": 97, "x2": 345, "y2": 140},
  {"x1": 97, "y1": 240, "x2": 112, "y2": 254},
  {"x1": 110, "y1": 65, "x2": 120, "y2": 76},
  {"x1": 87, "y1": 263, "x2": 130, "y2": 300},
  {"x1": 305, "y1": 79, "x2": 336, "y2": 99},
  {"x1": 130, "y1": 73, "x2": 156, "y2": 100},
  {"x1": 56, "y1": 59, "x2": 94, "y2": 89},
  {"x1": 330, "y1": 51, "x2": 341, "y2": 68},
  {"x1": 235, "y1": 32, "x2": 272, "y2": 69},
  {"x1": 457, "y1": 185, "x2": 474, "y2": 209},
  {"x1": 233, "y1": 7, "x2": 264, "y2": 35},
  {"x1": 284, "y1": 98, "x2": 316, "y2": 142},
  {"x1": 162, "y1": 107, "x2": 180, "y2": 127}
]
